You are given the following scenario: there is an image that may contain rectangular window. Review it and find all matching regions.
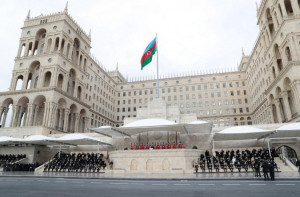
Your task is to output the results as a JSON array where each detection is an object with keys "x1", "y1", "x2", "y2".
[
  {"x1": 205, "y1": 101, "x2": 209, "y2": 107},
  {"x1": 205, "y1": 93, "x2": 208, "y2": 98},
  {"x1": 238, "y1": 99, "x2": 242, "y2": 104},
  {"x1": 186, "y1": 94, "x2": 189, "y2": 99},
  {"x1": 211, "y1": 93, "x2": 214, "y2": 98},
  {"x1": 244, "y1": 90, "x2": 247, "y2": 95},
  {"x1": 168, "y1": 88, "x2": 171, "y2": 93},
  {"x1": 210, "y1": 84, "x2": 214, "y2": 89},
  {"x1": 223, "y1": 83, "x2": 226, "y2": 88},
  {"x1": 192, "y1": 94, "x2": 196, "y2": 99},
  {"x1": 230, "y1": 91, "x2": 234, "y2": 96},
  {"x1": 198, "y1": 85, "x2": 201, "y2": 90},
  {"x1": 212, "y1": 101, "x2": 215, "y2": 106},
  {"x1": 180, "y1": 95, "x2": 183, "y2": 100},
  {"x1": 217, "y1": 92, "x2": 221, "y2": 97},
  {"x1": 173, "y1": 87, "x2": 177, "y2": 92},
  {"x1": 199, "y1": 102, "x2": 203, "y2": 107},
  {"x1": 237, "y1": 90, "x2": 240, "y2": 95},
  {"x1": 231, "y1": 99, "x2": 235, "y2": 105},
  {"x1": 204, "y1": 84, "x2": 208, "y2": 90},
  {"x1": 236, "y1": 82, "x2": 239, "y2": 87},
  {"x1": 168, "y1": 96, "x2": 171, "y2": 101},
  {"x1": 239, "y1": 108, "x2": 243, "y2": 113},
  {"x1": 174, "y1": 96, "x2": 177, "y2": 101},
  {"x1": 179, "y1": 87, "x2": 183, "y2": 92},
  {"x1": 245, "y1": 98, "x2": 248, "y2": 103},
  {"x1": 216, "y1": 83, "x2": 220, "y2": 88},
  {"x1": 198, "y1": 93, "x2": 202, "y2": 99}
]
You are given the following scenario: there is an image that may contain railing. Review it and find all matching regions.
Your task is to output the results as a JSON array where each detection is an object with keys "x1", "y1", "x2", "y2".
[{"x1": 279, "y1": 154, "x2": 298, "y2": 171}]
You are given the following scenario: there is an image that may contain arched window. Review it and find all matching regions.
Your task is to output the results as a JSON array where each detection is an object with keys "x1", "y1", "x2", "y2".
[
  {"x1": 284, "y1": 0, "x2": 294, "y2": 16},
  {"x1": 77, "y1": 86, "x2": 82, "y2": 100},
  {"x1": 57, "y1": 74, "x2": 64, "y2": 89},
  {"x1": 274, "y1": 44, "x2": 283, "y2": 71},
  {"x1": 43, "y1": 72, "x2": 52, "y2": 87},
  {"x1": 285, "y1": 46, "x2": 292, "y2": 61},
  {"x1": 15, "y1": 75, "x2": 23, "y2": 90},
  {"x1": 266, "y1": 8, "x2": 275, "y2": 37}
]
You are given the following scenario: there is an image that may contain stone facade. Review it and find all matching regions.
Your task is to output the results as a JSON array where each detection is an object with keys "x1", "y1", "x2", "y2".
[{"x1": 0, "y1": 1, "x2": 300, "y2": 137}]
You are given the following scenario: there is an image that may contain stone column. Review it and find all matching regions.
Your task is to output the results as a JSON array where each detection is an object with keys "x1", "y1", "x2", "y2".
[
  {"x1": 1, "y1": 108, "x2": 9, "y2": 128},
  {"x1": 275, "y1": 99, "x2": 284, "y2": 123},
  {"x1": 68, "y1": 43, "x2": 74, "y2": 60},
  {"x1": 26, "y1": 104, "x2": 35, "y2": 126},
  {"x1": 268, "y1": 105, "x2": 275, "y2": 123},
  {"x1": 58, "y1": 109, "x2": 64, "y2": 130},
  {"x1": 281, "y1": 91, "x2": 292, "y2": 120},
  {"x1": 10, "y1": 105, "x2": 17, "y2": 127},
  {"x1": 24, "y1": 41, "x2": 30, "y2": 56},
  {"x1": 70, "y1": 113, "x2": 75, "y2": 132},
  {"x1": 50, "y1": 103, "x2": 58, "y2": 128},
  {"x1": 57, "y1": 37, "x2": 62, "y2": 52},
  {"x1": 50, "y1": 38, "x2": 55, "y2": 52},
  {"x1": 63, "y1": 108, "x2": 70, "y2": 132},
  {"x1": 42, "y1": 102, "x2": 49, "y2": 126},
  {"x1": 73, "y1": 81, "x2": 78, "y2": 98},
  {"x1": 74, "y1": 113, "x2": 80, "y2": 133},
  {"x1": 33, "y1": 105, "x2": 39, "y2": 126},
  {"x1": 17, "y1": 42, "x2": 23, "y2": 57},
  {"x1": 17, "y1": 107, "x2": 24, "y2": 127},
  {"x1": 63, "y1": 42, "x2": 68, "y2": 56},
  {"x1": 290, "y1": 80, "x2": 300, "y2": 112},
  {"x1": 77, "y1": 51, "x2": 81, "y2": 66},
  {"x1": 0, "y1": 106, "x2": 4, "y2": 119}
]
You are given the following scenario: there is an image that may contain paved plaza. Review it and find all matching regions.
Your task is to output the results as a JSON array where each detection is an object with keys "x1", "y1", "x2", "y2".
[{"x1": 1, "y1": 177, "x2": 300, "y2": 197}]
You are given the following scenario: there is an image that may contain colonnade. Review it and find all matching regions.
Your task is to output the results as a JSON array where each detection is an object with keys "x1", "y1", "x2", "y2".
[{"x1": 0, "y1": 102, "x2": 89, "y2": 133}]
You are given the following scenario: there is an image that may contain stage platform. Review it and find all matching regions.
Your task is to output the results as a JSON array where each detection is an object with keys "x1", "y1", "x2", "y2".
[{"x1": 109, "y1": 149, "x2": 203, "y2": 174}]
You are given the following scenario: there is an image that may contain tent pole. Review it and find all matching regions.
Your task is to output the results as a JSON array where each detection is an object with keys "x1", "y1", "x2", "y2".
[
  {"x1": 58, "y1": 145, "x2": 61, "y2": 158},
  {"x1": 267, "y1": 138, "x2": 271, "y2": 158},
  {"x1": 147, "y1": 132, "x2": 148, "y2": 144}
]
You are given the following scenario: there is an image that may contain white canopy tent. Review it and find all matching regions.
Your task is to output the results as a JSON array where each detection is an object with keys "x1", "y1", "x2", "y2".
[
  {"x1": 90, "y1": 118, "x2": 212, "y2": 138},
  {"x1": 258, "y1": 122, "x2": 300, "y2": 140},
  {"x1": 55, "y1": 134, "x2": 111, "y2": 146},
  {"x1": 19, "y1": 135, "x2": 69, "y2": 146},
  {"x1": 214, "y1": 126, "x2": 274, "y2": 141},
  {"x1": 0, "y1": 136, "x2": 22, "y2": 146}
]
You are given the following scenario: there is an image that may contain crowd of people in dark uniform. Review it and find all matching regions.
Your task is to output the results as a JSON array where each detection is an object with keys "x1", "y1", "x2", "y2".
[
  {"x1": 3, "y1": 163, "x2": 39, "y2": 172},
  {"x1": 44, "y1": 152, "x2": 107, "y2": 173},
  {"x1": 0, "y1": 154, "x2": 26, "y2": 167},
  {"x1": 194, "y1": 148, "x2": 279, "y2": 181}
]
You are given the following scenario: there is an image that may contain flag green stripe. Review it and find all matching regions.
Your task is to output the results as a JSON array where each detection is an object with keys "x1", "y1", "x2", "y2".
[{"x1": 141, "y1": 47, "x2": 157, "y2": 70}]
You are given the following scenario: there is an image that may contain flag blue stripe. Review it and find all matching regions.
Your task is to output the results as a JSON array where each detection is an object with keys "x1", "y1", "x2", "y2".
[{"x1": 143, "y1": 37, "x2": 156, "y2": 53}]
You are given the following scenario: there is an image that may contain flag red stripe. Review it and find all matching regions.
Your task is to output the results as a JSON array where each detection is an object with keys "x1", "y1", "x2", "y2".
[{"x1": 140, "y1": 42, "x2": 157, "y2": 63}]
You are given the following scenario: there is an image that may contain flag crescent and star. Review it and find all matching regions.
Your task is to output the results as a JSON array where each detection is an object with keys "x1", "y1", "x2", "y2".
[{"x1": 140, "y1": 37, "x2": 157, "y2": 70}]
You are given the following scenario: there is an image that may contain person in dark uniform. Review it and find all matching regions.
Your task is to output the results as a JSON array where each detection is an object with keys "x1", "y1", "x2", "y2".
[
  {"x1": 195, "y1": 163, "x2": 199, "y2": 173},
  {"x1": 254, "y1": 161, "x2": 261, "y2": 177},
  {"x1": 269, "y1": 159, "x2": 275, "y2": 181},
  {"x1": 262, "y1": 161, "x2": 269, "y2": 181},
  {"x1": 296, "y1": 159, "x2": 300, "y2": 172}
]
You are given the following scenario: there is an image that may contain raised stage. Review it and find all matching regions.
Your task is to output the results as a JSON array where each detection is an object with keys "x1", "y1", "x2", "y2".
[{"x1": 109, "y1": 149, "x2": 203, "y2": 174}]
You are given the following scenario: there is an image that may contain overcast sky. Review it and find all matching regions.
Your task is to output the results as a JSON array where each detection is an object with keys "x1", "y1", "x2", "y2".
[{"x1": 0, "y1": 0, "x2": 261, "y2": 91}]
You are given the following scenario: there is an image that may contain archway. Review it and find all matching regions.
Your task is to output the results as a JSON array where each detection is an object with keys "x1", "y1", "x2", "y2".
[
  {"x1": 27, "y1": 61, "x2": 40, "y2": 89},
  {"x1": 284, "y1": 0, "x2": 294, "y2": 16},
  {"x1": 274, "y1": 44, "x2": 283, "y2": 72},
  {"x1": 16, "y1": 97, "x2": 29, "y2": 127},
  {"x1": 35, "y1": 28, "x2": 46, "y2": 55},
  {"x1": 56, "y1": 98, "x2": 67, "y2": 130},
  {"x1": 68, "y1": 69, "x2": 76, "y2": 96},
  {"x1": 276, "y1": 145, "x2": 298, "y2": 165},
  {"x1": 15, "y1": 75, "x2": 23, "y2": 90},
  {"x1": 72, "y1": 38, "x2": 80, "y2": 64},
  {"x1": 68, "y1": 104, "x2": 77, "y2": 132},
  {"x1": 57, "y1": 74, "x2": 64, "y2": 89},
  {"x1": 266, "y1": 8, "x2": 275, "y2": 37},
  {"x1": 32, "y1": 95, "x2": 46, "y2": 126},
  {"x1": 43, "y1": 71, "x2": 52, "y2": 87},
  {"x1": 269, "y1": 94, "x2": 278, "y2": 123},
  {"x1": 1, "y1": 98, "x2": 13, "y2": 128}
]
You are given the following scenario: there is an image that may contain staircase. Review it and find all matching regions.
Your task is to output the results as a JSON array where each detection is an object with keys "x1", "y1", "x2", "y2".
[{"x1": 274, "y1": 157, "x2": 297, "y2": 172}]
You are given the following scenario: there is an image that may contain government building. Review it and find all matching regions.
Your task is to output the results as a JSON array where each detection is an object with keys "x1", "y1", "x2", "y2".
[
  {"x1": 0, "y1": 0, "x2": 299, "y2": 174},
  {"x1": 0, "y1": 0, "x2": 300, "y2": 134}
]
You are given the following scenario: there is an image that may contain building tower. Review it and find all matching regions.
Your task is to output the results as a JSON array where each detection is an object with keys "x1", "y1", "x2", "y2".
[{"x1": 0, "y1": 4, "x2": 92, "y2": 134}]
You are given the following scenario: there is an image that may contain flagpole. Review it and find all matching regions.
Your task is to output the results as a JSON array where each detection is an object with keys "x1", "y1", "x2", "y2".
[{"x1": 156, "y1": 33, "x2": 159, "y2": 99}]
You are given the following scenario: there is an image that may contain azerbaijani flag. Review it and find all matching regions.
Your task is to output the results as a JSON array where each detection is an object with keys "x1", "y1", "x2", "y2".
[{"x1": 140, "y1": 37, "x2": 157, "y2": 70}]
